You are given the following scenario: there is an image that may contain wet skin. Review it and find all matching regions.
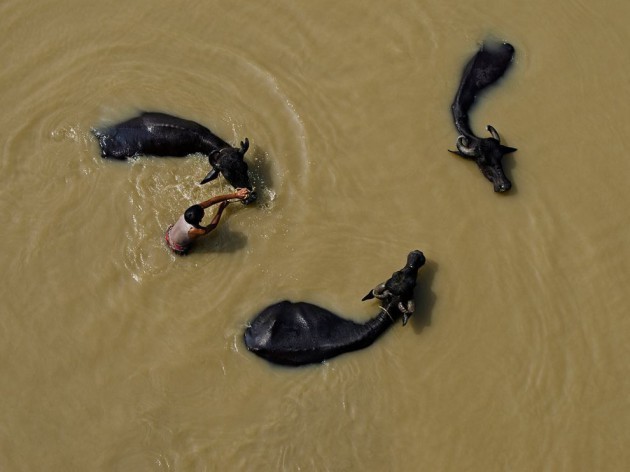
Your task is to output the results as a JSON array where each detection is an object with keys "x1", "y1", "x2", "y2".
[
  {"x1": 244, "y1": 251, "x2": 425, "y2": 366},
  {"x1": 450, "y1": 41, "x2": 517, "y2": 193},
  {"x1": 93, "y1": 112, "x2": 256, "y2": 203}
]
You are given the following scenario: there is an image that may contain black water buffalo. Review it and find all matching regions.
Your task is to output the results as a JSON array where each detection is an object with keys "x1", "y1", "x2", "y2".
[
  {"x1": 243, "y1": 250, "x2": 425, "y2": 366},
  {"x1": 93, "y1": 112, "x2": 256, "y2": 203},
  {"x1": 450, "y1": 41, "x2": 517, "y2": 193}
]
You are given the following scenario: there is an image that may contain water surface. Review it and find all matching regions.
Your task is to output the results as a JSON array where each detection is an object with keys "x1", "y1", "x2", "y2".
[{"x1": 1, "y1": 0, "x2": 629, "y2": 470}]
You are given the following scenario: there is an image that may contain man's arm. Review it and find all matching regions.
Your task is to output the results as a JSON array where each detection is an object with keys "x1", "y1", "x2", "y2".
[
  {"x1": 188, "y1": 200, "x2": 230, "y2": 237},
  {"x1": 198, "y1": 188, "x2": 250, "y2": 209},
  {"x1": 201, "y1": 201, "x2": 229, "y2": 233}
]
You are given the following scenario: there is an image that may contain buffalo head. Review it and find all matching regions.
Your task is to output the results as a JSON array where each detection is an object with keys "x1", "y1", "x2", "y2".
[
  {"x1": 449, "y1": 125, "x2": 517, "y2": 193},
  {"x1": 200, "y1": 138, "x2": 257, "y2": 204},
  {"x1": 362, "y1": 250, "x2": 425, "y2": 326}
]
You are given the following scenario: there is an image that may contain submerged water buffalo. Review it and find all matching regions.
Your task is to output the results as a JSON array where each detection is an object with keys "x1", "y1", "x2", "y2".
[
  {"x1": 244, "y1": 250, "x2": 425, "y2": 367},
  {"x1": 93, "y1": 112, "x2": 257, "y2": 203},
  {"x1": 450, "y1": 41, "x2": 517, "y2": 193}
]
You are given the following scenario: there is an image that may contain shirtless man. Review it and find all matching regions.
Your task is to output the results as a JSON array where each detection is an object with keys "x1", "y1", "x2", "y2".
[{"x1": 165, "y1": 188, "x2": 251, "y2": 255}]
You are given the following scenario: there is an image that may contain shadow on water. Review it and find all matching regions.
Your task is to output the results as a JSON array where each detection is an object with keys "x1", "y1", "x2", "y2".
[
  {"x1": 195, "y1": 225, "x2": 249, "y2": 254},
  {"x1": 410, "y1": 259, "x2": 438, "y2": 334}
]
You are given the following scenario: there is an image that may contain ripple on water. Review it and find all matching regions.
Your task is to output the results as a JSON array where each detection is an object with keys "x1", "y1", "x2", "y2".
[
  {"x1": 54, "y1": 43, "x2": 313, "y2": 283},
  {"x1": 1, "y1": 30, "x2": 316, "y2": 325}
]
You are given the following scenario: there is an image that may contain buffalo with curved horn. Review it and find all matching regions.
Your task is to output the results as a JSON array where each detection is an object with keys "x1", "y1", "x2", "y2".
[
  {"x1": 93, "y1": 112, "x2": 256, "y2": 203},
  {"x1": 243, "y1": 250, "x2": 425, "y2": 366},
  {"x1": 450, "y1": 41, "x2": 517, "y2": 193}
]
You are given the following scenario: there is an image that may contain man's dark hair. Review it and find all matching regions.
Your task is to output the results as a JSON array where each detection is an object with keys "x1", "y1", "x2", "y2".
[{"x1": 184, "y1": 205, "x2": 204, "y2": 225}]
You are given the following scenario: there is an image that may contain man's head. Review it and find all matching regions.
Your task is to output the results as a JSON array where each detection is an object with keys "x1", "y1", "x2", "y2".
[{"x1": 184, "y1": 205, "x2": 204, "y2": 226}]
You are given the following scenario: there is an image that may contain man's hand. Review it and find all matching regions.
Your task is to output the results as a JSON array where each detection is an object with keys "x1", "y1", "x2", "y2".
[{"x1": 234, "y1": 188, "x2": 251, "y2": 200}]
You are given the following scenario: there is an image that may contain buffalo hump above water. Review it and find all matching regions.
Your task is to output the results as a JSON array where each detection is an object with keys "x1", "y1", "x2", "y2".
[
  {"x1": 244, "y1": 251, "x2": 426, "y2": 366},
  {"x1": 93, "y1": 112, "x2": 257, "y2": 203}
]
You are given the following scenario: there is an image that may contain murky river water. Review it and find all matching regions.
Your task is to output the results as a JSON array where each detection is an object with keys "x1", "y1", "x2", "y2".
[{"x1": 1, "y1": 0, "x2": 630, "y2": 470}]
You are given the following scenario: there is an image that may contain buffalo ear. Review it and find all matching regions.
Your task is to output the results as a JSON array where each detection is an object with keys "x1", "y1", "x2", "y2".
[
  {"x1": 208, "y1": 149, "x2": 220, "y2": 164},
  {"x1": 362, "y1": 290, "x2": 375, "y2": 301},
  {"x1": 501, "y1": 145, "x2": 517, "y2": 154}
]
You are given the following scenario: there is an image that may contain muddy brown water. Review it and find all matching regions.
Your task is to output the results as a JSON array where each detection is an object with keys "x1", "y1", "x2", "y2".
[{"x1": 1, "y1": 0, "x2": 630, "y2": 470}]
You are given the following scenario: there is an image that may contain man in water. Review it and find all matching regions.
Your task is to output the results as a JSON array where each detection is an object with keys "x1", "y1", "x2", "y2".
[{"x1": 165, "y1": 188, "x2": 251, "y2": 255}]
